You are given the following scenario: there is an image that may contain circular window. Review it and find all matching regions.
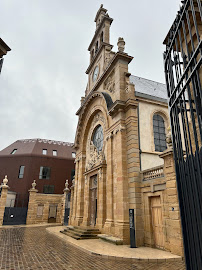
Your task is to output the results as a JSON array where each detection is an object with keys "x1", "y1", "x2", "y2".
[{"x1": 93, "y1": 125, "x2": 104, "y2": 152}]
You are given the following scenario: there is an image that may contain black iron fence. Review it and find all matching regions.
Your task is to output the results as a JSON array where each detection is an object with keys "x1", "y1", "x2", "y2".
[{"x1": 163, "y1": 1, "x2": 202, "y2": 269}]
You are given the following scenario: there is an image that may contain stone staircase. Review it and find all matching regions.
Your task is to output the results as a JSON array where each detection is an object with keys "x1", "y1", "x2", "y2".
[{"x1": 60, "y1": 225, "x2": 101, "y2": 240}]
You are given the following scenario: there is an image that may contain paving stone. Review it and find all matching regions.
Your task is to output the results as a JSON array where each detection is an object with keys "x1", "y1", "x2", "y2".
[{"x1": 0, "y1": 226, "x2": 185, "y2": 270}]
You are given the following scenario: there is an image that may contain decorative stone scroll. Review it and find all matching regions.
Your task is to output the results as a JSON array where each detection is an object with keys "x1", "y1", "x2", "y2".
[
  {"x1": 104, "y1": 71, "x2": 115, "y2": 93},
  {"x1": 92, "y1": 113, "x2": 106, "y2": 129},
  {"x1": 113, "y1": 125, "x2": 126, "y2": 135},
  {"x1": 85, "y1": 142, "x2": 105, "y2": 171}
]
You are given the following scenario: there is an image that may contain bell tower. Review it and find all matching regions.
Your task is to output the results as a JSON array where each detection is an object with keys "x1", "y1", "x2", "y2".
[{"x1": 85, "y1": 5, "x2": 114, "y2": 95}]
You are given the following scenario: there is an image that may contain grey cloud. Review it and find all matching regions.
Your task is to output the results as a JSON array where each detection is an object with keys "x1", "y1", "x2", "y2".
[{"x1": 0, "y1": 0, "x2": 181, "y2": 150}]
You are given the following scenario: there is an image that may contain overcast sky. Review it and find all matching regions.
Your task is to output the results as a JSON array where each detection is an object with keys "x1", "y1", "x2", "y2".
[{"x1": 0, "y1": 0, "x2": 181, "y2": 151}]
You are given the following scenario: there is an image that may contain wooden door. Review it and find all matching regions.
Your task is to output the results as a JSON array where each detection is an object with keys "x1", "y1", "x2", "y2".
[
  {"x1": 48, "y1": 205, "x2": 57, "y2": 223},
  {"x1": 150, "y1": 196, "x2": 164, "y2": 249}
]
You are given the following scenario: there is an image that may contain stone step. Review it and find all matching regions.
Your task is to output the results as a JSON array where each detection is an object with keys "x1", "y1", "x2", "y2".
[
  {"x1": 66, "y1": 227, "x2": 100, "y2": 235},
  {"x1": 61, "y1": 230, "x2": 98, "y2": 240},
  {"x1": 74, "y1": 226, "x2": 100, "y2": 232},
  {"x1": 60, "y1": 225, "x2": 101, "y2": 240},
  {"x1": 98, "y1": 234, "x2": 123, "y2": 245}
]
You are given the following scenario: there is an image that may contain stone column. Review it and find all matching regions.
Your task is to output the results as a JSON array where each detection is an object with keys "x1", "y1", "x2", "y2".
[
  {"x1": 159, "y1": 148, "x2": 184, "y2": 256},
  {"x1": 0, "y1": 176, "x2": 9, "y2": 225},
  {"x1": 26, "y1": 180, "x2": 38, "y2": 225},
  {"x1": 104, "y1": 133, "x2": 114, "y2": 233},
  {"x1": 96, "y1": 167, "x2": 106, "y2": 229},
  {"x1": 68, "y1": 178, "x2": 74, "y2": 225},
  {"x1": 61, "y1": 180, "x2": 70, "y2": 225},
  {"x1": 72, "y1": 161, "x2": 79, "y2": 225},
  {"x1": 82, "y1": 175, "x2": 91, "y2": 226},
  {"x1": 114, "y1": 127, "x2": 130, "y2": 244},
  {"x1": 75, "y1": 155, "x2": 86, "y2": 226}
]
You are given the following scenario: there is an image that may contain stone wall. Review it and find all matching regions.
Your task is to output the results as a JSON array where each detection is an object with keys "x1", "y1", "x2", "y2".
[
  {"x1": 141, "y1": 149, "x2": 184, "y2": 256},
  {"x1": 26, "y1": 188, "x2": 66, "y2": 225}
]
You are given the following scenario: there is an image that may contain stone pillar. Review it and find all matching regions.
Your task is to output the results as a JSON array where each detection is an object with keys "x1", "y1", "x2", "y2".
[
  {"x1": 114, "y1": 127, "x2": 130, "y2": 244},
  {"x1": 104, "y1": 133, "x2": 114, "y2": 233},
  {"x1": 69, "y1": 178, "x2": 74, "y2": 225},
  {"x1": 75, "y1": 155, "x2": 85, "y2": 226},
  {"x1": 72, "y1": 161, "x2": 79, "y2": 225},
  {"x1": 26, "y1": 180, "x2": 38, "y2": 225},
  {"x1": 159, "y1": 149, "x2": 184, "y2": 256},
  {"x1": 0, "y1": 176, "x2": 9, "y2": 225},
  {"x1": 96, "y1": 167, "x2": 106, "y2": 229},
  {"x1": 125, "y1": 100, "x2": 143, "y2": 246},
  {"x1": 82, "y1": 175, "x2": 91, "y2": 226},
  {"x1": 62, "y1": 180, "x2": 70, "y2": 225}
]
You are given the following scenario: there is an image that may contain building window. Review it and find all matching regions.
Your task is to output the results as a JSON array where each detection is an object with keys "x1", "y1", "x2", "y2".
[
  {"x1": 100, "y1": 31, "x2": 104, "y2": 43},
  {"x1": 43, "y1": 185, "x2": 54, "y2": 194},
  {"x1": 11, "y1": 149, "x2": 17, "y2": 154},
  {"x1": 72, "y1": 152, "x2": 76, "y2": 158},
  {"x1": 71, "y1": 169, "x2": 75, "y2": 180},
  {"x1": 95, "y1": 41, "x2": 99, "y2": 53},
  {"x1": 42, "y1": 149, "x2": 47, "y2": 155},
  {"x1": 53, "y1": 150, "x2": 57, "y2": 156},
  {"x1": 18, "y1": 166, "x2": 25, "y2": 178},
  {"x1": 39, "y1": 166, "x2": 51, "y2": 179},
  {"x1": 153, "y1": 114, "x2": 167, "y2": 152},
  {"x1": 93, "y1": 125, "x2": 104, "y2": 152}
]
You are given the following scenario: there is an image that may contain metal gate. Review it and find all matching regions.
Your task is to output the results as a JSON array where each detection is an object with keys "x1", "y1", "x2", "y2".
[
  {"x1": 3, "y1": 193, "x2": 28, "y2": 225},
  {"x1": 163, "y1": 1, "x2": 202, "y2": 269}
]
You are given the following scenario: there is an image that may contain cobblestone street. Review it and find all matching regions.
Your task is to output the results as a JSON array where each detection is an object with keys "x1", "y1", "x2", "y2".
[{"x1": 0, "y1": 226, "x2": 185, "y2": 270}]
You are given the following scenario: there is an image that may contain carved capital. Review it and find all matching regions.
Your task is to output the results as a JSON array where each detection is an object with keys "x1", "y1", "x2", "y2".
[{"x1": 106, "y1": 132, "x2": 113, "y2": 140}]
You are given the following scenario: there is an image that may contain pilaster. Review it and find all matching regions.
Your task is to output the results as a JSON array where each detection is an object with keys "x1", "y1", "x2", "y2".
[
  {"x1": 160, "y1": 148, "x2": 184, "y2": 256},
  {"x1": 114, "y1": 126, "x2": 130, "y2": 244},
  {"x1": 82, "y1": 175, "x2": 91, "y2": 226},
  {"x1": 75, "y1": 155, "x2": 86, "y2": 226},
  {"x1": 72, "y1": 161, "x2": 79, "y2": 225},
  {"x1": 96, "y1": 167, "x2": 106, "y2": 229},
  {"x1": 104, "y1": 132, "x2": 114, "y2": 233}
]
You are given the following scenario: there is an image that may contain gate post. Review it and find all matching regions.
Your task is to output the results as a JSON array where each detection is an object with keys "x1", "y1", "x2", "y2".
[
  {"x1": 26, "y1": 180, "x2": 38, "y2": 225},
  {"x1": 62, "y1": 180, "x2": 70, "y2": 225},
  {"x1": 0, "y1": 176, "x2": 9, "y2": 225}
]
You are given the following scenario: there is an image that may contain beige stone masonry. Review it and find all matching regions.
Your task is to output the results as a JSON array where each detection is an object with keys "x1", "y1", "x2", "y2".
[{"x1": 26, "y1": 180, "x2": 67, "y2": 225}]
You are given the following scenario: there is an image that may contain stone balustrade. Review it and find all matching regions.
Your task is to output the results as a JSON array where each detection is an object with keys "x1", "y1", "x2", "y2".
[{"x1": 141, "y1": 165, "x2": 164, "y2": 181}]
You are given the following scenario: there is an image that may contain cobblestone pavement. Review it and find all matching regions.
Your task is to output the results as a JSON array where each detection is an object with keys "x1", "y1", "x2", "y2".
[{"x1": 0, "y1": 226, "x2": 185, "y2": 270}]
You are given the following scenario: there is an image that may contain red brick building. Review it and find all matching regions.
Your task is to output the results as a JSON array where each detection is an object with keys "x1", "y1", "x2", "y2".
[{"x1": 0, "y1": 139, "x2": 75, "y2": 195}]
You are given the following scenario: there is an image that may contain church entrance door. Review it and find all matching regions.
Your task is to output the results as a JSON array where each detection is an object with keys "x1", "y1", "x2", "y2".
[{"x1": 90, "y1": 175, "x2": 97, "y2": 226}]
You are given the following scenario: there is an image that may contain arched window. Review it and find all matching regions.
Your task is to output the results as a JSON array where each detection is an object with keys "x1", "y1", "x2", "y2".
[
  {"x1": 95, "y1": 41, "x2": 99, "y2": 53},
  {"x1": 93, "y1": 125, "x2": 103, "y2": 152},
  {"x1": 100, "y1": 32, "x2": 104, "y2": 43},
  {"x1": 153, "y1": 114, "x2": 167, "y2": 152},
  {"x1": 91, "y1": 49, "x2": 94, "y2": 61}
]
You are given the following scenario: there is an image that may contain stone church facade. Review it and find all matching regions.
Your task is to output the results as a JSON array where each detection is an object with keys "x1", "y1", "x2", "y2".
[{"x1": 69, "y1": 5, "x2": 183, "y2": 256}]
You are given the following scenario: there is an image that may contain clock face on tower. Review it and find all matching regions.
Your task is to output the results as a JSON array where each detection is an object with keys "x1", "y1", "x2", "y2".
[{"x1": 93, "y1": 65, "x2": 99, "y2": 82}]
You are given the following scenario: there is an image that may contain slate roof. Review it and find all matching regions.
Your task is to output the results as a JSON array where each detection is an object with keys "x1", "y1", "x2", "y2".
[
  {"x1": 129, "y1": 75, "x2": 168, "y2": 103},
  {"x1": 0, "y1": 139, "x2": 74, "y2": 159}
]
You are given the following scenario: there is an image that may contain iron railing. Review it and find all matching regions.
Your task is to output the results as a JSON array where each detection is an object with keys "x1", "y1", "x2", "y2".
[{"x1": 163, "y1": 1, "x2": 202, "y2": 269}]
